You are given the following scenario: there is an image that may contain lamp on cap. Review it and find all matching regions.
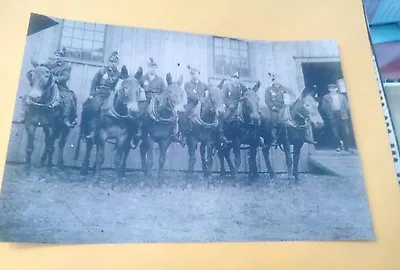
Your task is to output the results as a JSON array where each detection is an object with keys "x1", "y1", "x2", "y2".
[
  {"x1": 108, "y1": 51, "x2": 119, "y2": 62},
  {"x1": 187, "y1": 65, "x2": 200, "y2": 75},
  {"x1": 148, "y1": 57, "x2": 158, "y2": 68}
]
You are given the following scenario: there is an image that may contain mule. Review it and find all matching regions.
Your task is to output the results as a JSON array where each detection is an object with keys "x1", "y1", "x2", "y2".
[
  {"x1": 217, "y1": 81, "x2": 262, "y2": 184},
  {"x1": 19, "y1": 64, "x2": 76, "y2": 173},
  {"x1": 139, "y1": 73, "x2": 187, "y2": 186},
  {"x1": 74, "y1": 69, "x2": 142, "y2": 180},
  {"x1": 260, "y1": 90, "x2": 324, "y2": 182},
  {"x1": 181, "y1": 85, "x2": 226, "y2": 186}
]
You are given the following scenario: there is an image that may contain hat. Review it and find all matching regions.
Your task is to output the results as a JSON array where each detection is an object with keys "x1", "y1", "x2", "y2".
[
  {"x1": 267, "y1": 72, "x2": 277, "y2": 81},
  {"x1": 231, "y1": 71, "x2": 239, "y2": 78},
  {"x1": 187, "y1": 65, "x2": 200, "y2": 75},
  {"x1": 148, "y1": 58, "x2": 158, "y2": 68},
  {"x1": 328, "y1": 83, "x2": 338, "y2": 89},
  {"x1": 108, "y1": 51, "x2": 119, "y2": 62}
]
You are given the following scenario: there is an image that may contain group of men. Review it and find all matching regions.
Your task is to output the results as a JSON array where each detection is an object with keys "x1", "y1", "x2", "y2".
[{"x1": 15, "y1": 48, "x2": 353, "y2": 150}]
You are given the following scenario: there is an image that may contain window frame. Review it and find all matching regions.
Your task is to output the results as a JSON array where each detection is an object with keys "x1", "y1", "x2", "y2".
[
  {"x1": 57, "y1": 19, "x2": 108, "y2": 66},
  {"x1": 212, "y1": 36, "x2": 251, "y2": 79}
]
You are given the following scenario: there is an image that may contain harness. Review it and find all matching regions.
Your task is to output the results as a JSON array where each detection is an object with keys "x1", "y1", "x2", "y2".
[
  {"x1": 148, "y1": 95, "x2": 176, "y2": 123},
  {"x1": 107, "y1": 89, "x2": 131, "y2": 119},
  {"x1": 283, "y1": 100, "x2": 309, "y2": 130},
  {"x1": 190, "y1": 95, "x2": 219, "y2": 129}
]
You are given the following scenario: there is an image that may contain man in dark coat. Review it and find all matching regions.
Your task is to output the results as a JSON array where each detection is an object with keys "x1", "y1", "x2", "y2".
[
  {"x1": 321, "y1": 83, "x2": 353, "y2": 152},
  {"x1": 222, "y1": 72, "x2": 247, "y2": 119},
  {"x1": 83, "y1": 51, "x2": 128, "y2": 139},
  {"x1": 13, "y1": 47, "x2": 77, "y2": 127},
  {"x1": 180, "y1": 65, "x2": 207, "y2": 136}
]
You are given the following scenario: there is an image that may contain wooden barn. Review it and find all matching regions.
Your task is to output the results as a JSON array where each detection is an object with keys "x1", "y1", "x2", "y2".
[{"x1": 6, "y1": 16, "x2": 347, "y2": 173}]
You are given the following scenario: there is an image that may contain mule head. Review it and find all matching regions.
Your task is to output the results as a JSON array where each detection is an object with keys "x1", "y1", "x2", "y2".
[
  {"x1": 166, "y1": 73, "x2": 186, "y2": 113},
  {"x1": 120, "y1": 76, "x2": 141, "y2": 115},
  {"x1": 26, "y1": 65, "x2": 54, "y2": 102},
  {"x1": 300, "y1": 93, "x2": 324, "y2": 129},
  {"x1": 208, "y1": 86, "x2": 226, "y2": 116},
  {"x1": 241, "y1": 84, "x2": 261, "y2": 125}
]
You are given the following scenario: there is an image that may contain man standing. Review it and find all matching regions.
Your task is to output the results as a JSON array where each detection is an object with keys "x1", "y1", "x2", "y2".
[
  {"x1": 83, "y1": 51, "x2": 128, "y2": 139},
  {"x1": 13, "y1": 47, "x2": 77, "y2": 127},
  {"x1": 321, "y1": 83, "x2": 353, "y2": 152}
]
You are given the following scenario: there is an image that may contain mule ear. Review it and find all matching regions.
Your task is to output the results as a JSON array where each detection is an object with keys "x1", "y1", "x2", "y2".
[
  {"x1": 120, "y1": 65, "x2": 129, "y2": 79},
  {"x1": 166, "y1": 73, "x2": 173, "y2": 85},
  {"x1": 133, "y1": 66, "x2": 143, "y2": 80},
  {"x1": 217, "y1": 79, "x2": 225, "y2": 89},
  {"x1": 252, "y1": 81, "x2": 261, "y2": 92},
  {"x1": 177, "y1": 74, "x2": 183, "y2": 86}
]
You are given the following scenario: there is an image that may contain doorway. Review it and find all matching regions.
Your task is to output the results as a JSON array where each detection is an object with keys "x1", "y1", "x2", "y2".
[{"x1": 301, "y1": 61, "x2": 356, "y2": 149}]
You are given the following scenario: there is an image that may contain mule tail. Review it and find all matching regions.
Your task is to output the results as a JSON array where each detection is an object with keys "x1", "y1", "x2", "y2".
[{"x1": 74, "y1": 127, "x2": 83, "y2": 161}]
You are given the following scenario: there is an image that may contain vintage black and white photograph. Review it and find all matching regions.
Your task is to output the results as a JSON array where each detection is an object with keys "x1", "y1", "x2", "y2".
[{"x1": 0, "y1": 13, "x2": 374, "y2": 243}]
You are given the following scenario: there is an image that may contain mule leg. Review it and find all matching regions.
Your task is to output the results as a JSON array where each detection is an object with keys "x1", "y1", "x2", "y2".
[
  {"x1": 292, "y1": 142, "x2": 303, "y2": 182},
  {"x1": 139, "y1": 139, "x2": 148, "y2": 176},
  {"x1": 187, "y1": 137, "x2": 196, "y2": 183},
  {"x1": 147, "y1": 137, "x2": 154, "y2": 174},
  {"x1": 94, "y1": 137, "x2": 106, "y2": 180},
  {"x1": 218, "y1": 148, "x2": 227, "y2": 176},
  {"x1": 224, "y1": 146, "x2": 237, "y2": 182},
  {"x1": 200, "y1": 143, "x2": 207, "y2": 176},
  {"x1": 157, "y1": 139, "x2": 171, "y2": 186},
  {"x1": 120, "y1": 147, "x2": 130, "y2": 178},
  {"x1": 262, "y1": 143, "x2": 276, "y2": 180},
  {"x1": 80, "y1": 139, "x2": 93, "y2": 175},
  {"x1": 57, "y1": 128, "x2": 69, "y2": 170},
  {"x1": 247, "y1": 144, "x2": 258, "y2": 184},
  {"x1": 233, "y1": 140, "x2": 241, "y2": 169},
  {"x1": 114, "y1": 136, "x2": 128, "y2": 178},
  {"x1": 205, "y1": 142, "x2": 215, "y2": 187},
  {"x1": 24, "y1": 124, "x2": 37, "y2": 171},
  {"x1": 41, "y1": 127, "x2": 55, "y2": 173},
  {"x1": 39, "y1": 127, "x2": 49, "y2": 168},
  {"x1": 282, "y1": 140, "x2": 293, "y2": 181}
]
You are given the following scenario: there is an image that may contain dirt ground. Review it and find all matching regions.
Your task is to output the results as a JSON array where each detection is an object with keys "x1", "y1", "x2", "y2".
[{"x1": 0, "y1": 164, "x2": 374, "y2": 244}]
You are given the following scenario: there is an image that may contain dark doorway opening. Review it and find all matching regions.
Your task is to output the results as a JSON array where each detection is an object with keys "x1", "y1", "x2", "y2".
[{"x1": 301, "y1": 62, "x2": 356, "y2": 149}]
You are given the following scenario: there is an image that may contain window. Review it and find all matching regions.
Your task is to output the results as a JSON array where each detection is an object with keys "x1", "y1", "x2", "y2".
[
  {"x1": 59, "y1": 20, "x2": 106, "y2": 62},
  {"x1": 213, "y1": 37, "x2": 250, "y2": 77}
]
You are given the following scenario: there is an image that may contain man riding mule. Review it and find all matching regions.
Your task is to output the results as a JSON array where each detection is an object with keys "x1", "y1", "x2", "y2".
[
  {"x1": 13, "y1": 47, "x2": 77, "y2": 129},
  {"x1": 180, "y1": 65, "x2": 229, "y2": 146},
  {"x1": 132, "y1": 58, "x2": 183, "y2": 147},
  {"x1": 82, "y1": 51, "x2": 129, "y2": 140},
  {"x1": 264, "y1": 72, "x2": 315, "y2": 146}
]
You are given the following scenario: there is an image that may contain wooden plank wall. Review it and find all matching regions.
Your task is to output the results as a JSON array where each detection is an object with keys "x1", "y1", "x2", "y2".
[{"x1": 5, "y1": 22, "x2": 340, "y2": 174}]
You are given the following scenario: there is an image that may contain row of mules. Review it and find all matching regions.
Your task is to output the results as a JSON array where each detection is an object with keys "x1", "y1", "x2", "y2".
[
  {"x1": 20, "y1": 64, "x2": 324, "y2": 186},
  {"x1": 21, "y1": 64, "x2": 76, "y2": 174}
]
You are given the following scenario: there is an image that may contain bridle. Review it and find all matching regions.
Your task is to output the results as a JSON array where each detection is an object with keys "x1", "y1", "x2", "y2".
[{"x1": 26, "y1": 66, "x2": 58, "y2": 108}]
